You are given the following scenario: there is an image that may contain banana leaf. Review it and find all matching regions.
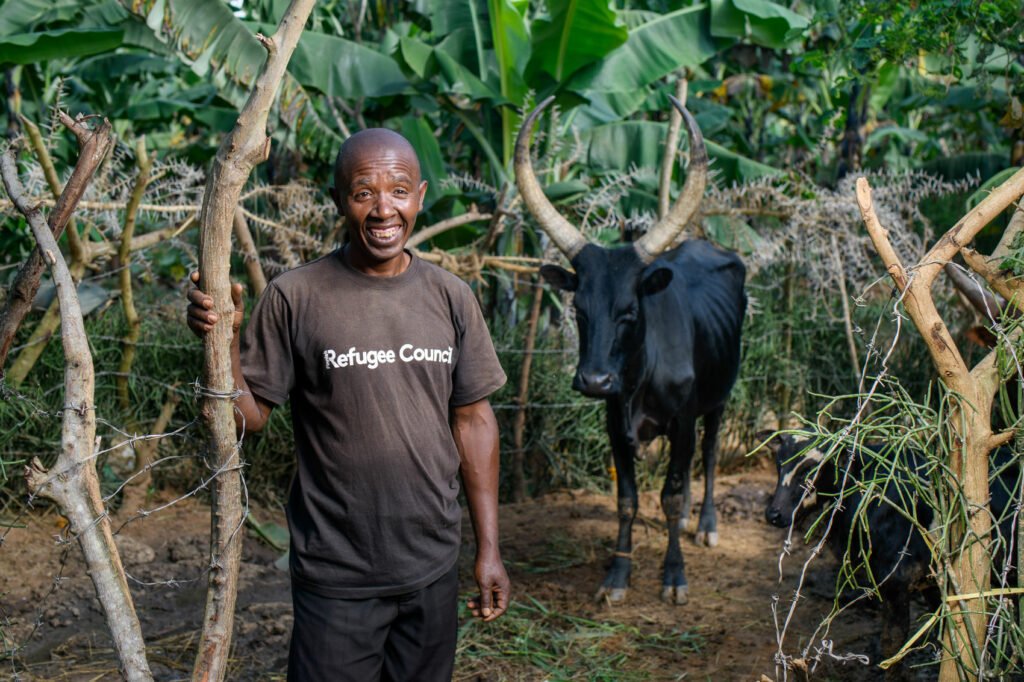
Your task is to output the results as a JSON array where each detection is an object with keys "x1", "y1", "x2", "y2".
[{"x1": 0, "y1": 27, "x2": 124, "y2": 64}]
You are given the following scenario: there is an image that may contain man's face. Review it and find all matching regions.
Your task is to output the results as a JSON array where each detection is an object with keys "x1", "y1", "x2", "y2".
[{"x1": 332, "y1": 141, "x2": 427, "y2": 272}]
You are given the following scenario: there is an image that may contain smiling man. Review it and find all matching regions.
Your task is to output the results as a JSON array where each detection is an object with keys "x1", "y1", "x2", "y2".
[{"x1": 187, "y1": 129, "x2": 509, "y2": 681}]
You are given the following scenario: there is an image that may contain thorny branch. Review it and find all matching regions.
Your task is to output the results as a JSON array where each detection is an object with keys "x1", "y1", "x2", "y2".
[
  {"x1": 0, "y1": 113, "x2": 112, "y2": 374},
  {"x1": 1, "y1": 144, "x2": 153, "y2": 680}
]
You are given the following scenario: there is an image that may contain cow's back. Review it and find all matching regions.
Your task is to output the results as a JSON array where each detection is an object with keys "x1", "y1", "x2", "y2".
[{"x1": 643, "y1": 240, "x2": 746, "y2": 411}]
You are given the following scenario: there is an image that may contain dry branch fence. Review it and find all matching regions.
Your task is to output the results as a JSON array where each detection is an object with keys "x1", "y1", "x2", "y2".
[{"x1": 2, "y1": 51, "x2": 1021, "y2": 681}]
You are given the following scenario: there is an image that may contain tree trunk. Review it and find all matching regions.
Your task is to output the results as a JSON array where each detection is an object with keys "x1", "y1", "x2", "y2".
[
  {"x1": 232, "y1": 207, "x2": 268, "y2": 298},
  {"x1": 2, "y1": 147, "x2": 153, "y2": 681},
  {"x1": 857, "y1": 170, "x2": 1024, "y2": 678},
  {"x1": 117, "y1": 137, "x2": 154, "y2": 413},
  {"x1": 191, "y1": 3, "x2": 315, "y2": 680}
]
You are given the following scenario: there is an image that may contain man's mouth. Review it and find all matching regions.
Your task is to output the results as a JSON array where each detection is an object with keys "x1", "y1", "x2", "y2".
[{"x1": 368, "y1": 225, "x2": 402, "y2": 242}]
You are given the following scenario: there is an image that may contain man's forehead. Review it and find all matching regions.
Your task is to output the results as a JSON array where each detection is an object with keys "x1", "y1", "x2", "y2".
[
  {"x1": 349, "y1": 169, "x2": 417, "y2": 186},
  {"x1": 335, "y1": 138, "x2": 421, "y2": 186}
]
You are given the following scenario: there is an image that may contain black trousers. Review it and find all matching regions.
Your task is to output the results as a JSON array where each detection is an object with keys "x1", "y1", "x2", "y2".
[{"x1": 287, "y1": 565, "x2": 459, "y2": 682}]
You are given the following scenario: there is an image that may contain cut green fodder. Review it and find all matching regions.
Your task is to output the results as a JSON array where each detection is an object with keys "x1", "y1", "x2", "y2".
[{"x1": 456, "y1": 595, "x2": 701, "y2": 681}]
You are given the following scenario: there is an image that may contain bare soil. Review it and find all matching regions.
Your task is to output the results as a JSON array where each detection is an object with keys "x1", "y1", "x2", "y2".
[{"x1": 0, "y1": 465, "x2": 932, "y2": 681}]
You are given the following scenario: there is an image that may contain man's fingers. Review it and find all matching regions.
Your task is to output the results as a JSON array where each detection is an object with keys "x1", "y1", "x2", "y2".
[
  {"x1": 468, "y1": 589, "x2": 507, "y2": 621},
  {"x1": 493, "y1": 587, "x2": 508, "y2": 615},
  {"x1": 479, "y1": 588, "x2": 493, "y2": 616},
  {"x1": 186, "y1": 288, "x2": 214, "y2": 310},
  {"x1": 231, "y1": 282, "x2": 244, "y2": 309}
]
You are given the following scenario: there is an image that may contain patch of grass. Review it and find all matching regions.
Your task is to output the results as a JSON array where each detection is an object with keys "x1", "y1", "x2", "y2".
[
  {"x1": 507, "y1": 531, "x2": 595, "y2": 575},
  {"x1": 456, "y1": 595, "x2": 701, "y2": 681}
]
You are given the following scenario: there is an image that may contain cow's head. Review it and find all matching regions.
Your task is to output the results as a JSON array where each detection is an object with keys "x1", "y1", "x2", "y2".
[
  {"x1": 760, "y1": 432, "x2": 825, "y2": 528},
  {"x1": 515, "y1": 96, "x2": 707, "y2": 397}
]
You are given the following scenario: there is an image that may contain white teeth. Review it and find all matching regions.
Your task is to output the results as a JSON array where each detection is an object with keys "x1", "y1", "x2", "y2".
[{"x1": 370, "y1": 226, "x2": 401, "y2": 241}]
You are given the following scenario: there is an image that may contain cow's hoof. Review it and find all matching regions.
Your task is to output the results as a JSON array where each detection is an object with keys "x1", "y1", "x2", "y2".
[
  {"x1": 595, "y1": 586, "x2": 628, "y2": 604},
  {"x1": 679, "y1": 515, "x2": 693, "y2": 533},
  {"x1": 660, "y1": 585, "x2": 689, "y2": 605},
  {"x1": 694, "y1": 530, "x2": 719, "y2": 547}
]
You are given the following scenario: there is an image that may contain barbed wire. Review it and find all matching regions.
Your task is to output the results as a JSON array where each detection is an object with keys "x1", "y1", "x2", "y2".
[{"x1": 768, "y1": 247, "x2": 1024, "y2": 680}]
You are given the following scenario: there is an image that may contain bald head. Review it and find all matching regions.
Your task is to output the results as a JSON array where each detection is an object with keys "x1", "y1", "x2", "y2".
[{"x1": 333, "y1": 128, "x2": 422, "y2": 193}]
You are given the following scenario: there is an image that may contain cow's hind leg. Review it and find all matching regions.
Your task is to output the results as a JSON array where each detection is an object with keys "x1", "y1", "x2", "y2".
[
  {"x1": 595, "y1": 403, "x2": 638, "y2": 604},
  {"x1": 661, "y1": 415, "x2": 697, "y2": 605},
  {"x1": 693, "y1": 406, "x2": 723, "y2": 547}
]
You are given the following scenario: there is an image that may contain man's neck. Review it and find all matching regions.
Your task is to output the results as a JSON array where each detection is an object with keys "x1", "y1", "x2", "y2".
[{"x1": 341, "y1": 244, "x2": 411, "y2": 278}]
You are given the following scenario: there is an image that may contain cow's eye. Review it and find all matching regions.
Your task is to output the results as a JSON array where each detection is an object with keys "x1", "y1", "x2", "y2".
[{"x1": 618, "y1": 306, "x2": 638, "y2": 324}]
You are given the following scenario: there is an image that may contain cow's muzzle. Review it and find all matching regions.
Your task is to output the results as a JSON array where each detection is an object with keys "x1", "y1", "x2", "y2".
[
  {"x1": 764, "y1": 504, "x2": 790, "y2": 528},
  {"x1": 573, "y1": 371, "x2": 619, "y2": 397}
]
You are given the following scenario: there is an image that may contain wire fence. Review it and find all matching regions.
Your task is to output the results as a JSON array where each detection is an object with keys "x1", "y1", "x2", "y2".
[{"x1": 1, "y1": 132, "x2": 1018, "y2": 677}]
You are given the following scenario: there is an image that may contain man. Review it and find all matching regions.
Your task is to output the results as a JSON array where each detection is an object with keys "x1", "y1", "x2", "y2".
[{"x1": 187, "y1": 128, "x2": 510, "y2": 681}]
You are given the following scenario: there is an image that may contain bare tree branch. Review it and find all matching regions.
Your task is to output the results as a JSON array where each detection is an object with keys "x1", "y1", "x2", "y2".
[
  {"x1": 943, "y1": 261, "x2": 1012, "y2": 323},
  {"x1": 960, "y1": 248, "x2": 1024, "y2": 313},
  {"x1": 916, "y1": 167, "x2": 1024, "y2": 288},
  {"x1": 232, "y1": 207, "x2": 268, "y2": 297},
  {"x1": 857, "y1": 174, "x2": 1024, "y2": 680},
  {"x1": 192, "y1": 2, "x2": 316, "y2": 679},
  {"x1": 407, "y1": 207, "x2": 493, "y2": 248},
  {"x1": 1, "y1": 146, "x2": 152, "y2": 681},
  {"x1": 990, "y1": 204, "x2": 1024, "y2": 262},
  {"x1": 118, "y1": 137, "x2": 154, "y2": 413},
  {"x1": 0, "y1": 114, "x2": 112, "y2": 374}
]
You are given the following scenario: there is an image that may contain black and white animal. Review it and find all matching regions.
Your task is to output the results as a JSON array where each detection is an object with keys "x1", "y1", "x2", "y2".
[
  {"x1": 515, "y1": 96, "x2": 746, "y2": 605},
  {"x1": 763, "y1": 432, "x2": 1020, "y2": 676}
]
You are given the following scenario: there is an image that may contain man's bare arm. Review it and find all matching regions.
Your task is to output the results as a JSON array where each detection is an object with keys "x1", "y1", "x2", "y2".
[
  {"x1": 451, "y1": 397, "x2": 509, "y2": 621},
  {"x1": 186, "y1": 272, "x2": 273, "y2": 433}
]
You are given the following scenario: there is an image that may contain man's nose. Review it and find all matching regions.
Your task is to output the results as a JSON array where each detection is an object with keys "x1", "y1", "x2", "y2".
[{"x1": 372, "y1": 195, "x2": 397, "y2": 218}]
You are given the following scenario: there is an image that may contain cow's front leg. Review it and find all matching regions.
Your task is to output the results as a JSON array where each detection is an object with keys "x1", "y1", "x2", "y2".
[
  {"x1": 693, "y1": 406, "x2": 723, "y2": 547},
  {"x1": 662, "y1": 415, "x2": 696, "y2": 605},
  {"x1": 596, "y1": 405, "x2": 638, "y2": 604}
]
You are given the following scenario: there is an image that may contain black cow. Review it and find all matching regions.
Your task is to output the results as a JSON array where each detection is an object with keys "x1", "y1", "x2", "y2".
[
  {"x1": 515, "y1": 96, "x2": 746, "y2": 605},
  {"x1": 763, "y1": 432, "x2": 1020, "y2": 678}
]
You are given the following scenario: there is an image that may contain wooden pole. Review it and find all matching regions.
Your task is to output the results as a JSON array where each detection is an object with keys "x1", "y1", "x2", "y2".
[
  {"x1": 857, "y1": 173, "x2": 1024, "y2": 679},
  {"x1": 191, "y1": 2, "x2": 315, "y2": 679},
  {"x1": 2, "y1": 147, "x2": 153, "y2": 681}
]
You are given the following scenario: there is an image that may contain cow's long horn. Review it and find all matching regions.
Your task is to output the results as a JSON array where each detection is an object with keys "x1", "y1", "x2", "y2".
[
  {"x1": 515, "y1": 96, "x2": 588, "y2": 260},
  {"x1": 633, "y1": 96, "x2": 708, "y2": 264}
]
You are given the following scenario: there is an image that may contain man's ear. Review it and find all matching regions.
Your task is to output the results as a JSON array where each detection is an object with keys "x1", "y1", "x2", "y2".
[
  {"x1": 329, "y1": 184, "x2": 342, "y2": 212},
  {"x1": 417, "y1": 180, "x2": 427, "y2": 211}
]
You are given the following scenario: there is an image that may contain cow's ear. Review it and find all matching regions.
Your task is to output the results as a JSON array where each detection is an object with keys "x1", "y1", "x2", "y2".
[
  {"x1": 755, "y1": 430, "x2": 788, "y2": 455},
  {"x1": 540, "y1": 265, "x2": 578, "y2": 292},
  {"x1": 639, "y1": 267, "x2": 673, "y2": 297}
]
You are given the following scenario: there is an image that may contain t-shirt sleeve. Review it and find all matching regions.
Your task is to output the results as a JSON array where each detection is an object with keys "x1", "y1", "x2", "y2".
[
  {"x1": 240, "y1": 282, "x2": 294, "y2": 406},
  {"x1": 450, "y1": 285, "x2": 506, "y2": 406}
]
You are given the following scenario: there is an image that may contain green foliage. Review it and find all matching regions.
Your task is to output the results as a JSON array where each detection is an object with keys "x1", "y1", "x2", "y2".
[
  {"x1": 567, "y1": 6, "x2": 717, "y2": 124},
  {"x1": 0, "y1": 27, "x2": 125, "y2": 64},
  {"x1": 837, "y1": 0, "x2": 1021, "y2": 77},
  {"x1": 456, "y1": 595, "x2": 701, "y2": 679},
  {"x1": 710, "y1": 0, "x2": 810, "y2": 49},
  {"x1": 488, "y1": 299, "x2": 610, "y2": 497},
  {"x1": 528, "y1": 0, "x2": 628, "y2": 83},
  {"x1": 774, "y1": 369, "x2": 1024, "y2": 677}
]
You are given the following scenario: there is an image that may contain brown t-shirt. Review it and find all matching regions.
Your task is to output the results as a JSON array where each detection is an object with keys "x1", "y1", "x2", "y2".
[{"x1": 240, "y1": 250, "x2": 506, "y2": 598}]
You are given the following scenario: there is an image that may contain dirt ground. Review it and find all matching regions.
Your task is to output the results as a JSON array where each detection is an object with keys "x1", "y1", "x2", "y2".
[{"x1": 0, "y1": 464, "x2": 938, "y2": 681}]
